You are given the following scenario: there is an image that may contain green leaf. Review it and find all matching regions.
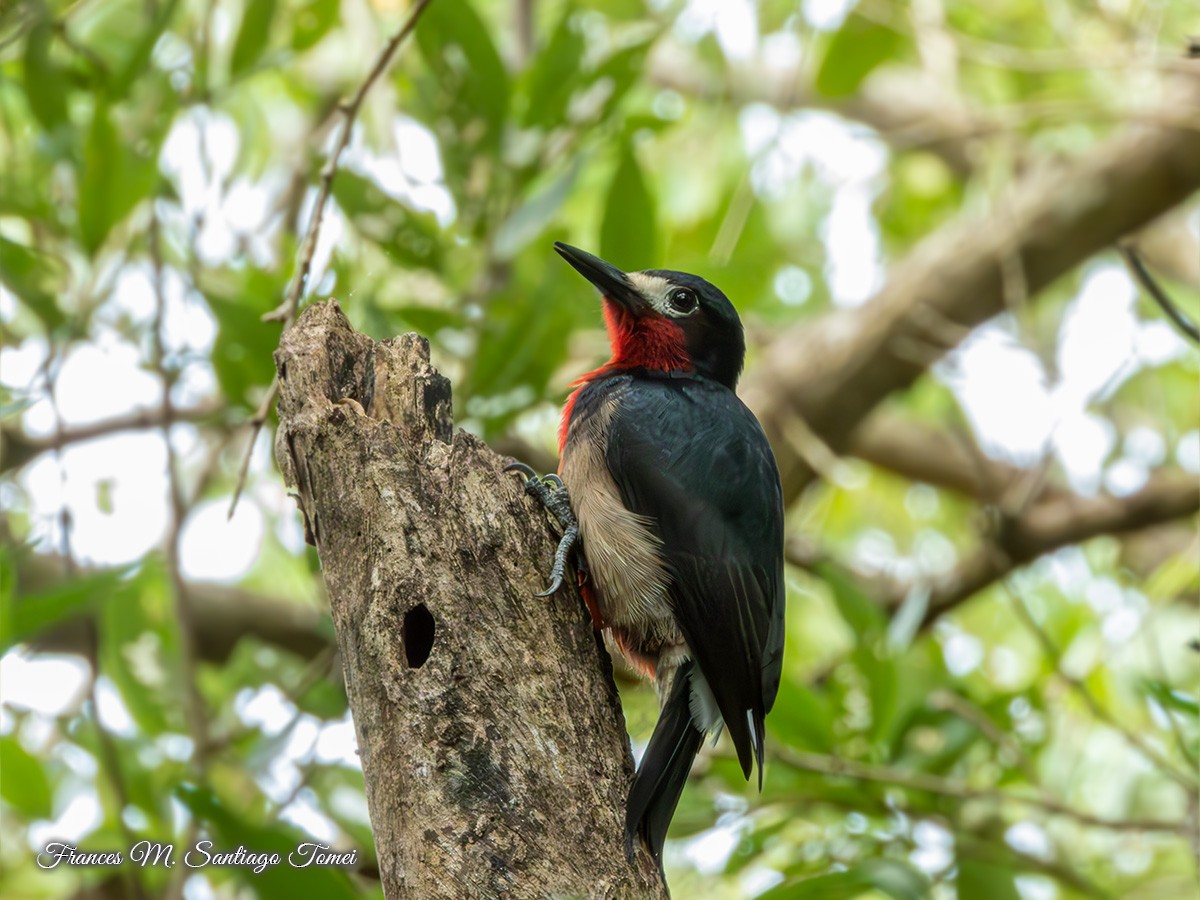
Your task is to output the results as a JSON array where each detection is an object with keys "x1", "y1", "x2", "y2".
[
  {"x1": 23, "y1": 21, "x2": 69, "y2": 131},
  {"x1": 724, "y1": 817, "x2": 792, "y2": 874},
  {"x1": 416, "y1": 0, "x2": 510, "y2": 149},
  {"x1": 0, "y1": 736, "x2": 53, "y2": 818},
  {"x1": 0, "y1": 236, "x2": 65, "y2": 330},
  {"x1": 880, "y1": 154, "x2": 963, "y2": 248},
  {"x1": 591, "y1": 36, "x2": 656, "y2": 124},
  {"x1": 494, "y1": 157, "x2": 582, "y2": 259},
  {"x1": 814, "y1": 561, "x2": 888, "y2": 639},
  {"x1": 578, "y1": 0, "x2": 644, "y2": 19},
  {"x1": 331, "y1": 171, "x2": 443, "y2": 268},
  {"x1": 78, "y1": 101, "x2": 119, "y2": 254},
  {"x1": 764, "y1": 859, "x2": 931, "y2": 900},
  {"x1": 69, "y1": 0, "x2": 180, "y2": 98},
  {"x1": 854, "y1": 644, "x2": 899, "y2": 744},
  {"x1": 0, "y1": 398, "x2": 37, "y2": 421},
  {"x1": 295, "y1": 677, "x2": 346, "y2": 720},
  {"x1": 522, "y1": 10, "x2": 584, "y2": 127},
  {"x1": 815, "y1": 14, "x2": 904, "y2": 98},
  {"x1": 307, "y1": 766, "x2": 375, "y2": 851},
  {"x1": 1143, "y1": 546, "x2": 1200, "y2": 603},
  {"x1": 956, "y1": 860, "x2": 1021, "y2": 900},
  {"x1": 115, "y1": 0, "x2": 182, "y2": 98},
  {"x1": 232, "y1": 0, "x2": 277, "y2": 76},
  {"x1": 291, "y1": 0, "x2": 339, "y2": 51},
  {"x1": 1143, "y1": 679, "x2": 1199, "y2": 716},
  {"x1": 1, "y1": 567, "x2": 131, "y2": 652},
  {"x1": 770, "y1": 679, "x2": 837, "y2": 752},
  {"x1": 460, "y1": 266, "x2": 582, "y2": 434},
  {"x1": 898, "y1": 710, "x2": 979, "y2": 775},
  {"x1": 392, "y1": 305, "x2": 463, "y2": 335},
  {"x1": 175, "y1": 784, "x2": 360, "y2": 900},
  {"x1": 854, "y1": 642, "x2": 936, "y2": 751},
  {"x1": 78, "y1": 100, "x2": 161, "y2": 255},
  {"x1": 99, "y1": 564, "x2": 185, "y2": 734},
  {"x1": 600, "y1": 145, "x2": 657, "y2": 271},
  {"x1": 203, "y1": 267, "x2": 287, "y2": 409}
]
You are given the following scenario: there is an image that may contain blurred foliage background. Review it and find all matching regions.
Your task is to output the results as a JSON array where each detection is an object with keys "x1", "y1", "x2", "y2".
[{"x1": 1, "y1": 0, "x2": 1198, "y2": 897}]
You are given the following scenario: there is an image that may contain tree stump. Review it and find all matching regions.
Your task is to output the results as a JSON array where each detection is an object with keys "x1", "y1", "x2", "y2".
[{"x1": 274, "y1": 301, "x2": 666, "y2": 898}]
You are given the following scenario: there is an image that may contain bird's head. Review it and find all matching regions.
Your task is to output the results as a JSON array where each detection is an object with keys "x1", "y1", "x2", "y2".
[{"x1": 554, "y1": 242, "x2": 745, "y2": 389}]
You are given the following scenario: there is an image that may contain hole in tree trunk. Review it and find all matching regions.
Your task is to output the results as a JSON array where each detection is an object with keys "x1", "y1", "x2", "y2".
[{"x1": 403, "y1": 604, "x2": 435, "y2": 668}]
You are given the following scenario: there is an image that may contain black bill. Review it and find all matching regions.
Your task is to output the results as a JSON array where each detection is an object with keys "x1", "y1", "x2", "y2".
[{"x1": 553, "y1": 242, "x2": 645, "y2": 311}]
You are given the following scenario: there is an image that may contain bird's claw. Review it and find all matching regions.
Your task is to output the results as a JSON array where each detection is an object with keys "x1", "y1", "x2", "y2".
[
  {"x1": 505, "y1": 460, "x2": 580, "y2": 596},
  {"x1": 504, "y1": 462, "x2": 564, "y2": 491},
  {"x1": 504, "y1": 461, "x2": 538, "y2": 480}
]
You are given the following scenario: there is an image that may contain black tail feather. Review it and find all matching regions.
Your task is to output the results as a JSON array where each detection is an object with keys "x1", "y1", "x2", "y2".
[{"x1": 625, "y1": 661, "x2": 706, "y2": 873}]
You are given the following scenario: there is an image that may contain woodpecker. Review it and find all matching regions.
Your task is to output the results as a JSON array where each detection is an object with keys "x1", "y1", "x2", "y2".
[{"x1": 509, "y1": 243, "x2": 785, "y2": 871}]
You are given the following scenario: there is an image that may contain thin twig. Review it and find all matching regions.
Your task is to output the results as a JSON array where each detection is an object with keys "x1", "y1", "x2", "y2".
[
  {"x1": 787, "y1": 470, "x2": 1199, "y2": 634},
  {"x1": 54, "y1": 18, "x2": 110, "y2": 76},
  {"x1": 953, "y1": 829, "x2": 1113, "y2": 900},
  {"x1": 515, "y1": 0, "x2": 534, "y2": 67},
  {"x1": 228, "y1": 0, "x2": 435, "y2": 519},
  {"x1": 1120, "y1": 244, "x2": 1200, "y2": 344},
  {"x1": 771, "y1": 745, "x2": 1189, "y2": 835},
  {"x1": 228, "y1": 373, "x2": 279, "y2": 518},
  {"x1": 929, "y1": 689, "x2": 1043, "y2": 786},
  {"x1": 860, "y1": 0, "x2": 1188, "y2": 73},
  {"x1": 86, "y1": 678, "x2": 150, "y2": 900},
  {"x1": 781, "y1": 414, "x2": 845, "y2": 485},
  {"x1": 1, "y1": 401, "x2": 221, "y2": 453},
  {"x1": 206, "y1": 645, "x2": 337, "y2": 754},
  {"x1": 1003, "y1": 580, "x2": 1197, "y2": 790},
  {"x1": 39, "y1": 348, "x2": 75, "y2": 566},
  {"x1": 263, "y1": 0, "x2": 435, "y2": 327},
  {"x1": 43, "y1": 338, "x2": 149, "y2": 900},
  {"x1": 149, "y1": 210, "x2": 209, "y2": 768},
  {"x1": 1140, "y1": 621, "x2": 1200, "y2": 876}
]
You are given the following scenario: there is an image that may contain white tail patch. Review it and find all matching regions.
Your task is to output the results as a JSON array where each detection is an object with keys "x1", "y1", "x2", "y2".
[{"x1": 688, "y1": 668, "x2": 723, "y2": 734}]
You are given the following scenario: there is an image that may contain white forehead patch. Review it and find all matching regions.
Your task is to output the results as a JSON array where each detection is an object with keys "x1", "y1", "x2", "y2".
[{"x1": 628, "y1": 271, "x2": 671, "y2": 302}]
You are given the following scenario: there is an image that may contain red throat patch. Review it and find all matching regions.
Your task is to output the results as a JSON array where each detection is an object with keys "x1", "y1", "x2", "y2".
[
  {"x1": 556, "y1": 299, "x2": 692, "y2": 456},
  {"x1": 600, "y1": 300, "x2": 691, "y2": 372}
]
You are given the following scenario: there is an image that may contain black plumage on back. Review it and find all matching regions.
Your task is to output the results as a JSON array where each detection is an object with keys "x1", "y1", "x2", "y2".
[{"x1": 606, "y1": 374, "x2": 785, "y2": 780}]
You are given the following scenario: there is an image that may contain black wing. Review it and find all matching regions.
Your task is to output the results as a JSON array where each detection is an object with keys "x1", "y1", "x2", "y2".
[{"x1": 605, "y1": 374, "x2": 785, "y2": 781}]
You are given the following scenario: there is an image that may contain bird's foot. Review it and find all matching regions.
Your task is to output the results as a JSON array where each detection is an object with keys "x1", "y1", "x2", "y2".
[{"x1": 505, "y1": 462, "x2": 580, "y2": 596}]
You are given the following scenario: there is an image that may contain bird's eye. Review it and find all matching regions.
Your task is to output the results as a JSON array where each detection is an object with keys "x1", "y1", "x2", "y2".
[{"x1": 668, "y1": 288, "x2": 698, "y2": 315}]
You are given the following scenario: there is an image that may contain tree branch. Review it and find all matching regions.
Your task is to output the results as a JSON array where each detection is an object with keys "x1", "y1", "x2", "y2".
[
  {"x1": 649, "y1": 52, "x2": 980, "y2": 174},
  {"x1": 654, "y1": 48, "x2": 1200, "y2": 292},
  {"x1": 23, "y1": 575, "x2": 333, "y2": 665},
  {"x1": 917, "y1": 472, "x2": 1200, "y2": 620},
  {"x1": 740, "y1": 70, "x2": 1200, "y2": 502},
  {"x1": 273, "y1": 301, "x2": 665, "y2": 897},
  {"x1": 790, "y1": 471, "x2": 1199, "y2": 626},
  {"x1": 846, "y1": 411, "x2": 1061, "y2": 506},
  {"x1": 0, "y1": 400, "x2": 223, "y2": 472},
  {"x1": 771, "y1": 746, "x2": 1189, "y2": 836}
]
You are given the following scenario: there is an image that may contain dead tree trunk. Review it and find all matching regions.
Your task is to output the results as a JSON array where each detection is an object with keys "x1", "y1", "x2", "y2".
[{"x1": 274, "y1": 301, "x2": 666, "y2": 899}]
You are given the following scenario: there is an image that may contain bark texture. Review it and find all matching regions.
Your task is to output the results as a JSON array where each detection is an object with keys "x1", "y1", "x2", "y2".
[{"x1": 273, "y1": 301, "x2": 665, "y2": 899}]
